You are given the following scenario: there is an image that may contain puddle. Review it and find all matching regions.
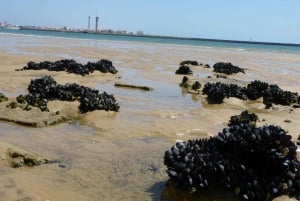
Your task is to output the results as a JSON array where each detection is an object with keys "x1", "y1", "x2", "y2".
[{"x1": 96, "y1": 68, "x2": 201, "y2": 113}]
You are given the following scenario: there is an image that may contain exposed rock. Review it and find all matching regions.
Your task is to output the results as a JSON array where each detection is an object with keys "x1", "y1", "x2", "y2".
[
  {"x1": 292, "y1": 104, "x2": 300, "y2": 108},
  {"x1": 115, "y1": 82, "x2": 154, "y2": 91},
  {"x1": 0, "y1": 102, "x2": 69, "y2": 127},
  {"x1": 0, "y1": 93, "x2": 8, "y2": 102},
  {"x1": 216, "y1": 74, "x2": 227, "y2": 79},
  {"x1": 0, "y1": 142, "x2": 59, "y2": 168},
  {"x1": 6, "y1": 148, "x2": 54, "y2": 168}
]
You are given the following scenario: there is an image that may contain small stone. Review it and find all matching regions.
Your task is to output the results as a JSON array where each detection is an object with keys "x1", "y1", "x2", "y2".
[
  {"x1": 58, "y1": 164, "x2": 67, "y2": 169},
  {"x1": 292, "y1": 104, "x2": 300, "y2": 108},
  {"x1": 204, "y1": 64, "x2": 210, "y2": 68}
]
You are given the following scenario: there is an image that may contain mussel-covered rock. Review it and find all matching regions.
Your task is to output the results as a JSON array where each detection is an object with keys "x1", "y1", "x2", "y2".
[
  {"x1": 175, "y1": 65, "x2": 193, "y2": 75},
  {"x1": 263, "y1": 85, "x2": 299, "y2": 109},
  {"x1": 17, "y1": 75, "x2": 119, "y2": 113},
  {"x1": 86, "y1": 59, "x2": 118, "y2": 74},
  {"x1": 192, "y1": 81, "x2": 201, "y2": 91},
  {"x1": 180, "y1": 76, "x2": 201, "y2": 94},
  {"x1": 164, "y1": 111, "x2": 300, "y2": 201},
  {"x1": 79, "y1": 91, "x2": 119, "y2": 113},
  {"x1": 179, "y1": 60, "x2": 199, "y2": 66},
  {"x1": 202, "y1": 82, "x2": 227, "y2": 103},
  {"x1": 213, "y1": 62, "x2": 245, "y2": 75},
  {"x1": 202, "y1": 82, "x2": 246, "y2": 103},
  {"x1": 228, "y1": 110, "x2": 258, "y2": 127},
  {"x1": 202, "y1": 80, "x2": 300, "y2": 108},
  {"x1": 18, "y1": 59, "x2": 118, "y2": 75},
  {"x1": 245, "y1": 80, "x2": 269, "y2": 100}
]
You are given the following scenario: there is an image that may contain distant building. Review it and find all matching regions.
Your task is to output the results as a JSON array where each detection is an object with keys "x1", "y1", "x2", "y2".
[
  {"x1": 136, "y1": 31, "x2": 144, "y2": 35},
  {"x1": 5, "y1": 24, "x2": 20, "y2": 30},
  {"x1": 101, "y1": 29, "x2": 113, "y2": 33},
  {"x1": 116, "y1": 30, "x2": 127, "y2": 34}
]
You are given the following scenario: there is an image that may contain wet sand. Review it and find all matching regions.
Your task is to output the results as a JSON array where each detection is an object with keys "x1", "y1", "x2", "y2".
[{"x1": 0, "y1": 34, "x2": 299, "y2": 201}]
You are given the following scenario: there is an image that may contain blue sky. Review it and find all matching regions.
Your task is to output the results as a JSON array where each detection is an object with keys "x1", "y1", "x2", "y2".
[{"x1": 0, "y1": 0, "x2": 299, "y2": 43}]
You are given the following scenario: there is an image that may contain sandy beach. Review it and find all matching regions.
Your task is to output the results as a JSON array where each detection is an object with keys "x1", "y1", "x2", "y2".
[{"x1": 0, "y1": 34, "x2": 299, "y2": 201}]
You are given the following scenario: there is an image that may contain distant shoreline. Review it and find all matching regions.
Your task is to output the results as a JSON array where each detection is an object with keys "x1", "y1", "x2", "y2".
[
  {"x1": 19, "y1": 27, "x2": 300, "y2": 47},
  {"x1": 1, "y1": 26, "x2": 299, "y2": 47}
]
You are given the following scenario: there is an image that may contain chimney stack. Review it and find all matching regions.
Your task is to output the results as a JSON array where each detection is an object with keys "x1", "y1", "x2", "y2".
[{"x1": 95, "y1": 16, "x2": 99, "y2": 32}]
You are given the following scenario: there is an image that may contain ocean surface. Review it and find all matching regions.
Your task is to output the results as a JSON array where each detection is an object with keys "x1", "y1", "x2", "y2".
[{"x1": 1, "y1": 28, "x2": 300, "y2": 54}]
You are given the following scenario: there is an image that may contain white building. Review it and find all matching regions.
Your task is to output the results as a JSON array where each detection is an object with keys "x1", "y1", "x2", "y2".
[{"x1": 136, "y1": 31, "x2": 144, "y2": 35}]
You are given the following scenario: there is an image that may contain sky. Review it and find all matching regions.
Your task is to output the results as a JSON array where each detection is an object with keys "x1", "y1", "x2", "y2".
[{"x1": 0, "y1": 0, "x2": 299, "y2": 43}]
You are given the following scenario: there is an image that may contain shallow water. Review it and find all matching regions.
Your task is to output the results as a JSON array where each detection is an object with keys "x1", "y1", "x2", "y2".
[
  {"x1": 96, "y1": 68, "x2": 201, "y2": 113},
  {"x1": 0, "y1": 33, "x2": 300, "y2": 201}
]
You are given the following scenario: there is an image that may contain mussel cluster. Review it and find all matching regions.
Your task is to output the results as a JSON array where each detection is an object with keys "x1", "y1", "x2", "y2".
[
  {"x1": 16, "y1": 75, "x2": 119, "y2": 113},
  {"x1": 202, "y1": 82, "x2": 247, "y2": 103},
  {"x1": 164, "y1": 111, "x2": 300, "y2": 201},
  {"x1": 175, "y1": 65, "x2": 193, "y2": 75},
  {"x1": 176, "y1": 61, "x2": 243, "y2": 75},
  {"x1": 179, "y1": 60, "x2": 211, "y2": 68},
  {"x1": 213, "y1": 62, "x2": 245, "y2": 75},
  {"x1": 180, "y1": 60, "x2": 199, "y2": 66},
  {"x1": 202, "y1": 80, "x2": 300, "y2": 108},
  {"x1": 180, "y1": 76, "x2": 202, "y2": 93},
  {"x1": 17, "y1": 59, "x2": 118, "y2": 76}
]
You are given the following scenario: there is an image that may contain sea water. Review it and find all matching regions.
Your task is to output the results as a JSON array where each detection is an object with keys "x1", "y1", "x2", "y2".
[{"x1": 1, "y1": 28, "x2": 300, "y2": 54}]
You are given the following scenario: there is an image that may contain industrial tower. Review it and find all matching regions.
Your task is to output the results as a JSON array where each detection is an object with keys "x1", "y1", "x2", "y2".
[
  {"x1": 95, "y1": 16, "x2": 99, "y2": 32},
  {"x1": 88, "y1": 16, "x2": 90, "y2": 30}
]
